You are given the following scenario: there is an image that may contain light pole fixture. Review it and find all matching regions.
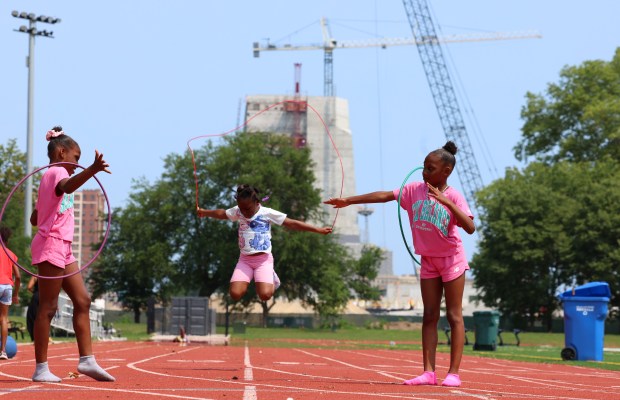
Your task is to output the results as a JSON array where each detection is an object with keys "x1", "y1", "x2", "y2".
[{"x1": 11, "y1": 10, "x2": 61, "y2": 237}]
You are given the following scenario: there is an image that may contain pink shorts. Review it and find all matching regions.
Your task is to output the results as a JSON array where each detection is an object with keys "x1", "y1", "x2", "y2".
[
  {"x1": 230, "y1": 253, "x2": 275, "y2": 284},
  {"x1": 420, "y1": 247, "x2": 469, "y2": 282},
  {"x1": 31, "y1": 233, "x2": 76, "y2": 269}
]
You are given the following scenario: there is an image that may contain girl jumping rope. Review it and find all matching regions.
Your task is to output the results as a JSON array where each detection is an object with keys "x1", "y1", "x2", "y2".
[
  {"x1": 197, "y1": 184, "x2": 332, "y2": 301},
  {"x1": 324, "y1": 141, "x2": 475, "y2": 387},
  {"x1": 29, "y1": 126, "x2": 115, "y2": 382}
]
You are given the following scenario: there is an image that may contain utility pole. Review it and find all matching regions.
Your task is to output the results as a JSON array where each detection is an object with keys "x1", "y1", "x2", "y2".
[{"x1": 11, "y1": 10, "x2": 61, "y2": 237}]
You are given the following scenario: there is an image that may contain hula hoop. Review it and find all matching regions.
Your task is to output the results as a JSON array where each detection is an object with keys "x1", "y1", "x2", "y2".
[
  {"x1": 397, "y1": 166, "x2": 423, "y2": 266},
  {"x1": 187, "y1": 99, "x2": 344, "y2": 229},
  {"x1": 0, "y1": 162, "x2": 112, "y2": 280}
]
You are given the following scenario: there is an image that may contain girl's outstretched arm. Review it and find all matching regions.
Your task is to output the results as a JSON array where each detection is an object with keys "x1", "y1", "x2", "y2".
[
  {"x1": 196, "y1": 207, "x2": 227, "y2": 220},
  {"x1": 324, "y1": 191, "x2": 395, "y2": 208},
  {"x1": 282, "y1": 218, "x2": 332, "y2": 235},
  {"x1": 58, "y1": 150, "x2": 111, "y2": 195}
]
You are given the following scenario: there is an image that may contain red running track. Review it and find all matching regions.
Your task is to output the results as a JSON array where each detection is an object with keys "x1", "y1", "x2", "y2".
[{"x1": 0, "y1": 340, "x2": 619, "y2": 399}]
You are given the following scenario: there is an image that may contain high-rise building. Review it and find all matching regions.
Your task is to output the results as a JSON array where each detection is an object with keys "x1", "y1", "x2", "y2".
[
  {"x1": 244, "y1": 95, "x2": 393, "y2": 273},
  {"x1": 72, "y1": 189, "x2": 106, "y2": 269}
]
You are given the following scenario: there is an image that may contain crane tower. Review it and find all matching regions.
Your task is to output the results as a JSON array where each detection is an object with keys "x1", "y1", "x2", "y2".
[
  {"x1": 254, "y1": 15, "x2": 540, "y2": 212},
  {"x1": 403, "y1": 0, "x2": 484, "y2": 212}
]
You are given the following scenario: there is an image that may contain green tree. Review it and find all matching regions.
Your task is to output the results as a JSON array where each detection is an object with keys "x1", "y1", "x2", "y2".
[
  {"x1": 0, "y1": 139, "x2": 38, "y2": 304},
  {"x1": 474, "y1": 49, "x2": 620, "y2": 329},
  {"x1": 472, "y1": 161, "x2": 620, "y2": 330},
  {"x1": 515, "y1": 48, "x2": 620, "y2": 163},
  {"x1": 90, "y1": 178, "x2": 181, "y2": 323}
]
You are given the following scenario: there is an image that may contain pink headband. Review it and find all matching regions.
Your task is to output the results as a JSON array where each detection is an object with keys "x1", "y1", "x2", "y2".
[{"x1": 46, "y1": 130, "x2": 65, "y2": 141}]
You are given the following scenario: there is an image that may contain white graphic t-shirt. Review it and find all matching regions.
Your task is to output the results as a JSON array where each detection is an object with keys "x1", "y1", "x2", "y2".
[{"x1": 226, "y1": 205, "x2": 287, "y2": 255}]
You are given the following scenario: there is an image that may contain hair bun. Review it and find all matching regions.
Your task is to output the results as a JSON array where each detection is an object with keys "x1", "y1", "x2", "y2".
[{"x1": 443, "y1": 141, "x2": 458, "y2": 155}]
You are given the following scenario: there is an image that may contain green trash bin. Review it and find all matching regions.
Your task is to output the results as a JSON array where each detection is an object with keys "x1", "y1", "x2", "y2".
[{"x1": 473, "y1": 311, "x2": 500, "y2": 351}]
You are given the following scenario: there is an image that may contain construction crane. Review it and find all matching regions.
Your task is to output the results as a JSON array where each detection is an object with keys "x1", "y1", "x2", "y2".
[
  {"x1": 402, "y1": 0, "x2": 491, "y2": 213},
  {"x1": 253, "y1": 16, "x2": 540, "y2": 98},
  {"x1": 254, "y1": 14, "x2": 540, "y2": 212}
]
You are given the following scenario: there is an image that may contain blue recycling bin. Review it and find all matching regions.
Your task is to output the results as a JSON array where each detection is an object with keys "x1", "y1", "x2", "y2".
[{"x1": 559, "y1": 282, "x2": 611, "y2": 361}]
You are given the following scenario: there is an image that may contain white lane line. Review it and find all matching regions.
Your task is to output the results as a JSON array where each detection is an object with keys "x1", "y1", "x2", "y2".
[
  {"x1": 0, "y1": 385, "x2": 42, "y2": 396},
  {"x1": 294, "y1": 348, "x2": 401, "y2": 380},
  {"x1": 243, "y1": 341, "x2": 257, "y2": 400}
]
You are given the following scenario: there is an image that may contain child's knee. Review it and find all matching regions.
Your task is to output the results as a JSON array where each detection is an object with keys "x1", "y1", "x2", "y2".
[
  {"x1": 229, "y1": 287, "x2": 244, "y2": 301},
  {"x1": 38, "y1": 306, "x2": 57, "y2": 321},
  {"x1": 72, "y1": 295, "x2": 92, "y2": 313},
  {"x1": 257, "y1": 291, "x2": 273, "y2": 301}
]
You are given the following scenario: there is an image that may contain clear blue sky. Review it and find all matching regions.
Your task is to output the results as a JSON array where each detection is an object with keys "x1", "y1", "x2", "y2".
[{"x1": 3, "y1": 1, "x2": 620, "y2": 276}]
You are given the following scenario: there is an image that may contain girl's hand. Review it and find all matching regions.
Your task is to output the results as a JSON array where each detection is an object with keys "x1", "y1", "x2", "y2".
[
  {"x1": 91, "y1": 150, "x2": 111, "y2": 174},
  {"x1": 197, "y1": 207, "x2": 208, "y2": 217},
  {"x1": 427, "y1": 183, "x2": 448, "y2": 204},
  {"x1": 317, "y1": 226, "x2": 333, "y2": 235},
  {"x1": 324, "y1": 198, "x2": 348, "y2": 208}
]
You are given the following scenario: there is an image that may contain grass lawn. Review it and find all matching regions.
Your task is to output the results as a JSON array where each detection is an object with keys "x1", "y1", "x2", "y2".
[{"x1": 7, "y1": 316, "x2": 620, "y2": 371}]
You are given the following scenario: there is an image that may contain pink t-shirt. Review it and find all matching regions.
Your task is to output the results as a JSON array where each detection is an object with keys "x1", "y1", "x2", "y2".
[
  {"x1": 35, "y1": 166, "x2": 75, "y2": 242},
  {"x1": 0, "y1": 248, "x2": 17, "y2": 285},
  {"x1": 393, "y1": 181, "x2": 473, "y2": 257}
]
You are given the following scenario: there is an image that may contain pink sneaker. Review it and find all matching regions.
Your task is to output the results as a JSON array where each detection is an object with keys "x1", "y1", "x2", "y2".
[
  {"x1": 403, "y1": 371, "x2": 437, "y2": 386},
  {"x1": 441, "y1": 373, "x2": 461, "y2": 387}
]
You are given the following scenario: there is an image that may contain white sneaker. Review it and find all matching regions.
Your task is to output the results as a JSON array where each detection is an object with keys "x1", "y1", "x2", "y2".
[{"x1": 0, "y1": 351, "x2": 8, "y2": 360}]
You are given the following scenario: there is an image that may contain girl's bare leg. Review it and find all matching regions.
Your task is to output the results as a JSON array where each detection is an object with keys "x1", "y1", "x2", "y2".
[
  {"x1": 443, "y1": 273, "x2": 466, "y2": 374},
  {"x1": 61, "y1": 262, "x2": 92, "y2": 356},
  {"x1": 32, "y1": 262, "x2": 64, "y2": 381},
  {"x1": 62, "y1": 262, "x2": 115, "y2": 381},
  {"x1": 34, "y1": 262, "x2": 64, "y2": 363},
  {"x1": 420, "y1": 277, "x2": 443, "y2": 372}
]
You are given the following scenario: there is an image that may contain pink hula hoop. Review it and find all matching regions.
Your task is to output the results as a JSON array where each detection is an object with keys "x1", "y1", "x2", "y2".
[{"x1": 0, "y1": 162, "x2": 112, "y2": 280}]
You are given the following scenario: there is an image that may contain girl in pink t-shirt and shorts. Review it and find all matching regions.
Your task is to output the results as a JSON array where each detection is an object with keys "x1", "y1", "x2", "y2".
[
  {"x1": 325, "y1": 141, "x2": 475, "y2": 388},
  {"x1": 29, "y1": 126, "x2": 115, "y2": 383}
]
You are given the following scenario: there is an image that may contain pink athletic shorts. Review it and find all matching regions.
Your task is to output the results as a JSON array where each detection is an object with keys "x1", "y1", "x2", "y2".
[
  {"x1": 230, "y1": 253, "x2": 275, "y2": 284},
  {"x1": 420, "y1": 247, "x2": 469, "y2": 282},
  {"x1": 31, "y1": 233, "x2": 76, "y2": 269}
]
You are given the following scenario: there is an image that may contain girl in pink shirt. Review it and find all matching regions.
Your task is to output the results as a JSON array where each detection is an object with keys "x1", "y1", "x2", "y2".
[
  {"x1": 29, "y1": 126, "x2": 114, "y2": 383},
  {"x1": 324, "y1": 141, "x2": 475, "y2": 388}
]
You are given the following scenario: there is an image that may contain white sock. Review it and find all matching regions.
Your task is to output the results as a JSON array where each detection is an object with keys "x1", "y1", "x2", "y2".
[
  {"x1": 77, "y1": 355, "x2": 116, "y2": 382},
  {"x1": 33, "y1": 362, "x2": 61, "y2": 383}
]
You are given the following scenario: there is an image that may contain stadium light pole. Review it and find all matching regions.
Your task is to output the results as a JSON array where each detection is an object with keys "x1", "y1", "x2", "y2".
[{"x1": 11, "y1": 10, "x2": 61, "y2": 237}]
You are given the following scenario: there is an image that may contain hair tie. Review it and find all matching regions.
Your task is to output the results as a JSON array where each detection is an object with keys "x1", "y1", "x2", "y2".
[{"x1": 46, "y1": 130, "x2": 65, "y2": 141}]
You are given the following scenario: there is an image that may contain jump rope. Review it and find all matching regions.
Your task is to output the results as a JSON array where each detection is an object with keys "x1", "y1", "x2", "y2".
[
  {"x1": 0, "y1": 102, "x2": 423, "y2": 279},
  {"x1": 186, "y1": 99, "x2": 344, "y2": 230}
]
